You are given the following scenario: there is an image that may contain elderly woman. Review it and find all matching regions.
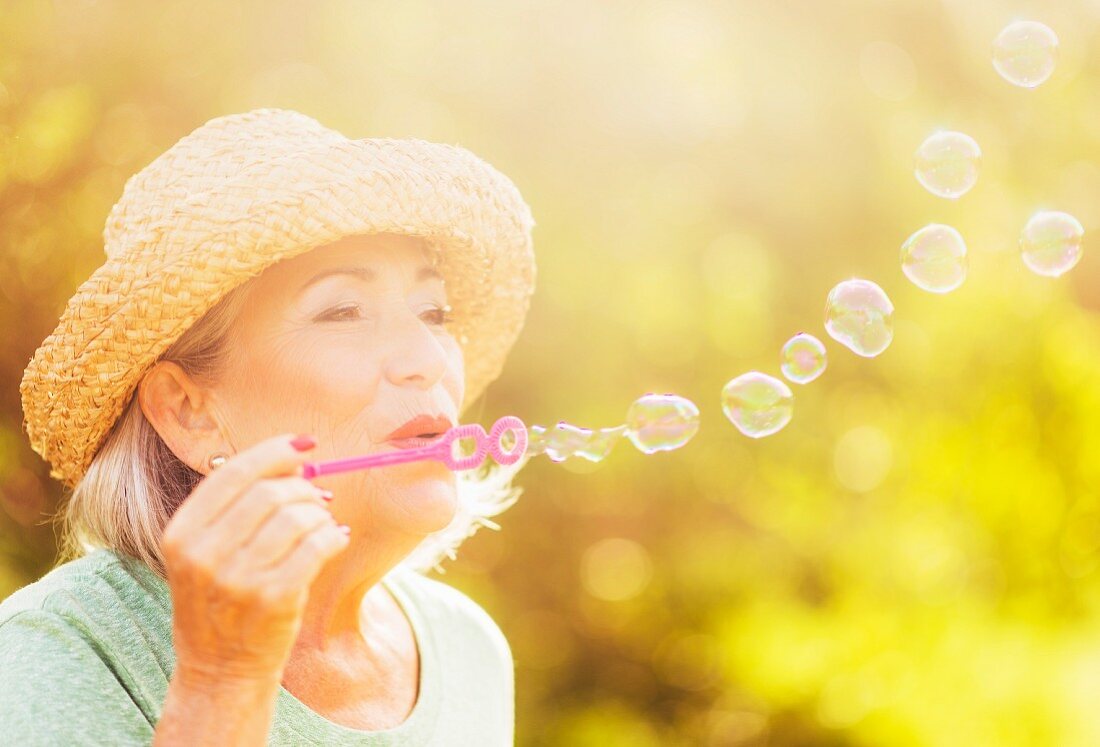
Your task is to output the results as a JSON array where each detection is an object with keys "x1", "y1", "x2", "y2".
[{"x1": 0, "y1": 108, "x2": 536, "y2": 745}]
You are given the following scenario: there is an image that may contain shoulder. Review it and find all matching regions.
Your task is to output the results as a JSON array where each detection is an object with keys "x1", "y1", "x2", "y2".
[
  {"x1": 0, "y1": 552, "x2": 160, "y2": 740},
  {"x1": 0, "y1": 551, "x2": 140, "y2": 671},
  {"x1": 387, "y1": 568, "x2": 512, "y2": 666},
  {"x1": 0, "y1": 549, "x2": 158, "y2": 628}
]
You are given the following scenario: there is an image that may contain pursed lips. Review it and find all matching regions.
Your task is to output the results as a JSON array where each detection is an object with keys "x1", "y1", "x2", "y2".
[{"x1": 382, "y1": 414, "x2": 455, "y2": 447}]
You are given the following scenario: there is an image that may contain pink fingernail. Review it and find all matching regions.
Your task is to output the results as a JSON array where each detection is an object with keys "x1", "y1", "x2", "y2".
[
  {"x1": 338, "y1": 524, "x2": 351, "y2": 535},
  {"x1": 290, "y1": 434, "x2": 317, "y2": 452},
  {"x1": 319, "y1": 490, "x2": 334, "y2": 502}
]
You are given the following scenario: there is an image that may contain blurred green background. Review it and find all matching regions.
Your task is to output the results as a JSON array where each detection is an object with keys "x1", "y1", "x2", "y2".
[{"x1": 4, "y1": 0, "x2": 1100, "y2": 744}]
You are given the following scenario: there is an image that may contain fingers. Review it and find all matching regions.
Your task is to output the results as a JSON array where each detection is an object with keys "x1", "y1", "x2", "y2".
[
  {"x1": 158, "y1": 432, "x2": 350, "y2": 687},
  {"x1": 166, "y1": 433, "x2": 318, "y2": 541},
  {"x1": 234, "y1": 500, "x2": 342, "y2": 570},
  {"x1": 262, "y1": 521, "x2": 351, "y2": 597},
  {"x1": 187, "y1": 476, "x2": 332, "y2": 565}
]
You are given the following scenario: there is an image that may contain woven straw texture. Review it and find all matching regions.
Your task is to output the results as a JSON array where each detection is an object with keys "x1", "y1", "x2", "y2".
[{"x1": 19, "y1": 108, "x2": 537, "y2": 488}]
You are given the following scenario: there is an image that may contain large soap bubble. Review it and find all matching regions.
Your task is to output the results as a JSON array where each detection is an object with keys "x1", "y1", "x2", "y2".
[
  {"x1": 825, "y1": 279, "x2": 894, "y2": 358},
  {"x1": 993, "y1": 20, "x2": 1058, "y2": 88},
  {"x1": 914, "y1": 131, "x2": 981, "y2": 199},
  {"x1": 900, "y1": 223, "x2": 968, "y2": 293},
  {"x1": 625, "y1": 394, "x2": 701, "y2": 454},
  {"x1": 721, "y1": 372, "x2": 794, "y2": 438},
  {"x1": 1020, "y1": 210, "x2": 1084, "y2": 278}
]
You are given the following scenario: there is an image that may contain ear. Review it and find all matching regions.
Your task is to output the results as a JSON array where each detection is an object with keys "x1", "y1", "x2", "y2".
[{"x1": 138, "y1": 361, "x2": 228, "y2": 475}]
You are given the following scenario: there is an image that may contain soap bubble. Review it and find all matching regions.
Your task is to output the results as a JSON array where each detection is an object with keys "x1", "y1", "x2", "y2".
[
  {"x1": 542, "y1": 422, "x2": 596, "y2": 463},
  {"x1": 528, "y1": 422, "x2": 625, "y2": 463},
  {"x1": 527, "y1": 425, "x2": 548, "y2": 458},
  {"x1": 914, "y1": 131, "x2": 981, "y2": 199},
  {"x1": 780, "y1": 333, "x2": 828, "y2": 384},
  {"x1": 721, "y1": 372, "x2": 794, "y2": 438},
  {"x1": 1020, "y1": 210, "x2": 1084, "y2": 277},
  {"x1": 993, "y1": 21, "x2": 1058, "y2": 88},
  {"x1": 625, "y1": 394, "x2": 701, "y2": 454},
  {"x1": 575, "y1": 426, "x2": 627, "y2": 461},
  {"x1": 825, "y1": 279, "x2": 894, "y2": 357},
  {"x1": 900, "y1": 224, "x2": 968, "y2": 293}
]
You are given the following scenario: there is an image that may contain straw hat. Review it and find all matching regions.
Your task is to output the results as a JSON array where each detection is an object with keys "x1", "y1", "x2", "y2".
[{"x1": 19, "y1": 107, "x2": 537, "y2": 489}]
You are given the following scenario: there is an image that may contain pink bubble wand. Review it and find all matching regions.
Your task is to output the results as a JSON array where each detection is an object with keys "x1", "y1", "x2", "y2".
[{"x1": 301, "y1": 416, "x2": 528, "y2": 479}]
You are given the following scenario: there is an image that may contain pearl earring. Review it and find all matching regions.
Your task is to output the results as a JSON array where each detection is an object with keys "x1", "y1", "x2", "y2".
[{"x1": 208, "y1": 453, "x2": 229, "y2": 470}]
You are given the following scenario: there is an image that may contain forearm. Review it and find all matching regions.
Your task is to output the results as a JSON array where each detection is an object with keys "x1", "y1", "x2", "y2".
[{"x1": 153, "y1": 667, "x2": 281, "y2": 746}]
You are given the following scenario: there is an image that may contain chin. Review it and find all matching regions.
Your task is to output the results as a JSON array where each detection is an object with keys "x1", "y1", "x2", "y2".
[{"x1": 379, "y1": 470, "x2": 458, "y2": 536}]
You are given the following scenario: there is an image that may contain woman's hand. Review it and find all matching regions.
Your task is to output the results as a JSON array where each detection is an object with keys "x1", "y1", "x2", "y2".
[{"x1": 160, "y1": 433, "x2": 349, "y2": 687}]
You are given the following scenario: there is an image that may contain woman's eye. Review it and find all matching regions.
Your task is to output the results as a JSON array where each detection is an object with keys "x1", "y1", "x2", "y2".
[
  {"x1": 316, "y1": 303, "x2": 451, "y2": 325},
  {"x1": 317, "y1": 304, "x2": 361, "y2": 322},
  {"x1": 422, "y1": 304, "x2": 454, "y2": 326}
]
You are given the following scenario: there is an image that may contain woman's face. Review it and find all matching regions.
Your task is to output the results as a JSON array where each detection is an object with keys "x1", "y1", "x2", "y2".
[{"x1": 212, "y1": 232, "x2": 465, "y2": 538}]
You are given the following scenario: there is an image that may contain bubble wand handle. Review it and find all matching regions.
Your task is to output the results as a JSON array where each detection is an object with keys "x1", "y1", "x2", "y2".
[
  {"x1": 300, "y1": 417, "x2": 528, "y2": 479},
  {"x1": 300, "y1": 441, "x2": 449, "y2": 479}
]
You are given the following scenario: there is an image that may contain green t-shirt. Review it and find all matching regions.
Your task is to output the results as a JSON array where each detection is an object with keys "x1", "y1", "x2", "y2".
[{"x1": 0, "y1": 548, "x2": 514, "y2": 745}]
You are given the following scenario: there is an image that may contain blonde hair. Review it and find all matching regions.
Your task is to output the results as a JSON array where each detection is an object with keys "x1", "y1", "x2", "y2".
[{"x1": 58, "y1": 273, "x2": 523, "y2": 580}]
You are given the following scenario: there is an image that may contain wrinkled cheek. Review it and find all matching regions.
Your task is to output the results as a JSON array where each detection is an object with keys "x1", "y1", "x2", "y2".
[
  {"x1": 326, "y1": 362, "x2": 387, "y2": 441},
  {"x1": 231, "y1": 338, "x2": 315, "y2": 406},
  {"x1": 378, "y1": 467, "x2": 459, "y2": 534}
]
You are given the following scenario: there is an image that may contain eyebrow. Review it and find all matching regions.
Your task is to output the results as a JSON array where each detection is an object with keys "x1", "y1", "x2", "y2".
[{"x1": 297, "y1": 265, "x2": 443, "y2": 295}]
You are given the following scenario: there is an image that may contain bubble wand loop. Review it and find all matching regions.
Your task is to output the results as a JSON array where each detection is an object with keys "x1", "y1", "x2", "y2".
[{"x1": 300, "y1": 416, "x2": 528, "y2": 479}]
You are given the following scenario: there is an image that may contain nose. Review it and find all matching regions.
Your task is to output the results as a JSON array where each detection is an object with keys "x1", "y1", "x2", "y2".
[{"x1": 381, "y1": 310, "x2": 450, "y2": 390}]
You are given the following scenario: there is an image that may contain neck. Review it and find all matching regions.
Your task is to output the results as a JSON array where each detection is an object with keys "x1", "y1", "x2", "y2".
[{"x1": 291, "y1": 522, "x2": 424, "y2": 654}]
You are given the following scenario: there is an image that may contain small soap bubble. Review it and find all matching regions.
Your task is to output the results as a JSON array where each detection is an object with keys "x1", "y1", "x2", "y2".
[
  {"x1": 900, "y1": 223, "x2": 968, "y2": 293},
  {"x1": 575, "y1": 426, "x2": 627, "y2": 462},
  {"x1": 825, "y1": 279, "x2": 894, "y2": 358},
  {"x1": 721, "y1": 372, "x2": 794, "y2": 439},
  {"x1": 527, "y1": 425, "x2": 548, "y2": 458},
  {"x1": 914, "y1": 131, "x2": 981, "y2": 199},
  {"x1": 543, "y1": 422, "x2": 596, "y2": 463},
  {"x1": 993, "y1": 20, "x2": 1058, "y2": 88},
  {"x1": 780, "y1": 333, "x2": 827, "y2": 384},
  {"x1": 1020, "y1": 210, "x2": 1084, "y2": 277},
  {"x1": 625, "y1": 394, "x2": 701, "y2": 454},
  {"x1": 527, "y1": 422, "x2": 628, "y2": 463}
]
